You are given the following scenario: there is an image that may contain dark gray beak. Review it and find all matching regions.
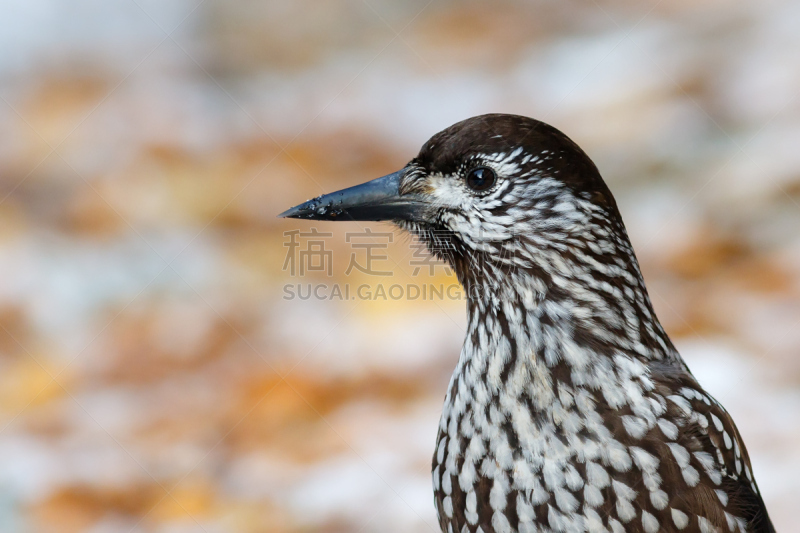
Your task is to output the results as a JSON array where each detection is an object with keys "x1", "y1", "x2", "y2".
[{"x1": 278, "y1": 170, "x2": 428, "y2": 221}]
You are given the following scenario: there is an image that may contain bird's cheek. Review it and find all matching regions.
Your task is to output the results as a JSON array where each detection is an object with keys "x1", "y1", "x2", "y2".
[{"x1": 425, "y1": 175, "x2": 471, "y2": 208}]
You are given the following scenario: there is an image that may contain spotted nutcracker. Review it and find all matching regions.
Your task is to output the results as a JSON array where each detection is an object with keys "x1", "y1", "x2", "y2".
[{"x1": 280, "y1": 114, "x2": 774, "y2": 533}]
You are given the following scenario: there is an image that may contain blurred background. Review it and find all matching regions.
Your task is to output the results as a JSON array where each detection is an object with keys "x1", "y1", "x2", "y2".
[{"x1": 0, "y1": 1, "x2": 799, "y2": 531}]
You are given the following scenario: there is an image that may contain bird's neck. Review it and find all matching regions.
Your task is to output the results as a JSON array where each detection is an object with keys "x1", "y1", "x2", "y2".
[{"x1": 448, "y1": 242, "x2": 677, "y2": 415}]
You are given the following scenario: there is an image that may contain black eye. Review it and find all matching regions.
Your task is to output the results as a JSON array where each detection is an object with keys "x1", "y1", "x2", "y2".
[{"x1": 465, "y1": 167, "x2": 496, "y2": 192}]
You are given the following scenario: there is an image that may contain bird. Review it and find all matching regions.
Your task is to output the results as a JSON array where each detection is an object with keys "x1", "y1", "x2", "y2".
[{"x1": 279, "y1": 114, "x2": 775, "y2": 533}]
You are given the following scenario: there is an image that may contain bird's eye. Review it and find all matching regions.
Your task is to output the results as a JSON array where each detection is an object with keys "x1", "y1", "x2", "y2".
[{"x1": 465, "y1": 167, "x2": 496, "y2": 192}]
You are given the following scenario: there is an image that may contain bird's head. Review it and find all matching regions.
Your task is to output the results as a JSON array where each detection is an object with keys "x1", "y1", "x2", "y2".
[
  {"x1": 283, "y1": 113, "x2": 672, "y2": 358},
  {"x1": 281, "y1": 114, "x2": 632, "y2": 295}
]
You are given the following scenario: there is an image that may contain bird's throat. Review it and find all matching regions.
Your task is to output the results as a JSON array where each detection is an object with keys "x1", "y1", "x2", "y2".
[{"x1": 447, "y1": 264, "x2": 676, "y2": 418}]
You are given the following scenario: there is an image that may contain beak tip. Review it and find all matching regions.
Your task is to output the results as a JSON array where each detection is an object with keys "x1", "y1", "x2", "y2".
[{"x1": 276, "y1": 207, "x2": 298, "y2": 219}]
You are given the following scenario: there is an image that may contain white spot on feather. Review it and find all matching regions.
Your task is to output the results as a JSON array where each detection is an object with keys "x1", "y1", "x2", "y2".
[
  {"x1": 657, "y1": 419, "x2": 679, "y2": 440},
  {"x1": 699, "y1": 516, "x2": 717, "y2": 533},
  {"x1": 671, "y1": 509, "x2": 689, "y2": 529},
  {"x1": 650, "y1": 489, "x2": 669, "y2": 510},
  {"x1": 443, "y1": 496, "x2": 453, "y2": 518},
  {"x1": 642, "y1": 511, "x2": 660, "y2": 533}
]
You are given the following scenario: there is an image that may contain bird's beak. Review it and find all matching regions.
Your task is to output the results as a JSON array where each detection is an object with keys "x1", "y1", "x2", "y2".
[{"x1": 278, "y1": 169, "x2": 429, "y2": 221}]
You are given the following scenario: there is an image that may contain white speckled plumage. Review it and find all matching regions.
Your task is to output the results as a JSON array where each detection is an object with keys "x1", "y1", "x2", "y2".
[
  {"x1": 283, "y1": 114, "x2": 775, "y2": 533},
  {"x1": 399, "y1": 116, "x2": 775, "y2": 533}
]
